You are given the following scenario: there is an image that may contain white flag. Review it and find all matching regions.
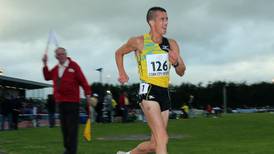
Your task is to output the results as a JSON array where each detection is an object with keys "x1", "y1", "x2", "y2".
[{"x1": 45, "y1": 30, "x2": 59, "y2": 54}]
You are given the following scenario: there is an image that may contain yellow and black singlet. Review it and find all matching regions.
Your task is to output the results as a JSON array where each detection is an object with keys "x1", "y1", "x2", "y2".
[{"x1": 136, "y1": 33, "x2": 171, "y2": 88}]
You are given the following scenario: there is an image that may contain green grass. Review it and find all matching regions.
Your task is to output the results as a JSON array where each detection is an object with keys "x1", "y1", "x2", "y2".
[{"x1": 1, "y1": 113, "x2": 274, "y2": 154}]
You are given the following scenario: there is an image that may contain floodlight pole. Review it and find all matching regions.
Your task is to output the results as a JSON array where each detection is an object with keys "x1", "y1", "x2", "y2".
[
  {"x1": 99, "y1": 70, "x2": 102, "y2": 83},
  {"x1": 96, "y1": 68, "x2": 103, "y2": 83},
  {"x1": 223, "y1": 84, "x2": 227, "y2": 113}
]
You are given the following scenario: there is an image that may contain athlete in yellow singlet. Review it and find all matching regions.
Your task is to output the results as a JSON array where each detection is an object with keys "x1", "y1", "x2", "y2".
[
  {"x1": 115, "y1": 7, "x2": 186, "y2": 154},
  {"x1": 137, "y1": 33, "x2": 170, "y2": 88}
]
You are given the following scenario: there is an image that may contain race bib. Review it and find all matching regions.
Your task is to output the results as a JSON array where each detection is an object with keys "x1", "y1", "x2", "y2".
[
  {"x1": 146, "y1": 54, "x2": 169, "y2": 77},
  {"x1": 139, "y1": 83, "x2": 149, "y2": 94}
]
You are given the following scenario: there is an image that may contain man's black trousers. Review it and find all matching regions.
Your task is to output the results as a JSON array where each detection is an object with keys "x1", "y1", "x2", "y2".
[{"x1": 59, "y1": 102, "x2": 79, "y2": 154}]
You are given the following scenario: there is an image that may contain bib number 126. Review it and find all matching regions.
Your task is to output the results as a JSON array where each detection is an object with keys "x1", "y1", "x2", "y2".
[
  {"x1": 147, "y1": 54, "x2": 169, "y2": 76},
  {"x1": 151, "y1": 61, "x2": 168, "y2": 72}
]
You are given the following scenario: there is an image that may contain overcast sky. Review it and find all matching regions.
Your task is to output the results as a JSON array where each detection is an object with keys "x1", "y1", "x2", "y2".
[{"x1": 1, "y1": 0, "x2": 274, "y2": 86}]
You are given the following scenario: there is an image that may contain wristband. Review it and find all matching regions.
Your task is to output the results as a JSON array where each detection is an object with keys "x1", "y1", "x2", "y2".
[{"x1": 172, "y1": 61, "x2": 179, "y2": 68}]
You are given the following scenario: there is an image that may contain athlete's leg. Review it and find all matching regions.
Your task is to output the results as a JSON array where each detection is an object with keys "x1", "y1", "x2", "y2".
[
  {"x1": 130, "y1": 103, "x2": 156, "y2": 154},
  {"x1": 130, "y1": 100, "x2": 168, "y2": 154},
  {"x1": 130, "y1": 107, "x2": 169, "y2": 154}
]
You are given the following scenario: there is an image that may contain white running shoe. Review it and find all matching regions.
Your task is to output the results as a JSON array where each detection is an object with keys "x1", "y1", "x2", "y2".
[{"x1": 116, "y1": 151, "x2": 130, "y2": 154}]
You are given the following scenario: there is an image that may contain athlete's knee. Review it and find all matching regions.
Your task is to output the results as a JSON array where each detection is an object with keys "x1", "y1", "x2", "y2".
[{"x1": 164, "y1": 133, "x2": 169, "y2": 144}]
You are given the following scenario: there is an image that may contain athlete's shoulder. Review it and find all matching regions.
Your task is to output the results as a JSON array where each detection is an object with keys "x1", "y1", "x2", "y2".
[
  {"x1": 126, "y1": 35, "x2": 144, "y2": 51},
  {"x1": 167, "y1": 38, "x2": 178, "y2": 44},
  {"x1": 167, "y1": 38, "x2": 181, "y2": 52},
  {"x1": 167, "y1": 38, "x2": 180, "y2": 47},
  {"x1": 128, "y1": 35, "x2": 143, "y2": 44}
]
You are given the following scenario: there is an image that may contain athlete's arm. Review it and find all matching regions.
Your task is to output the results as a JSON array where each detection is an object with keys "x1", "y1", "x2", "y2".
[
  {"x1": 115, "y1": 36, "x2": 141, "y2": 84},
  {"x1": 169, "y1": 39, "x2": 186, "y2": 76}
]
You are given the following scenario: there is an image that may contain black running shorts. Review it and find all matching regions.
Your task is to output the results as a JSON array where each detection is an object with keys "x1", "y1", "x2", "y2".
[{"x1": 138, "y1": 82, "x2": 171, "y2": 112}]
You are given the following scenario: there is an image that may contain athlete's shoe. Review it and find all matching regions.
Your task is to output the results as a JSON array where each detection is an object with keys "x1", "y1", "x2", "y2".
[{"x1": 116, "y1": 151, "x2": 130, "y2": 154}]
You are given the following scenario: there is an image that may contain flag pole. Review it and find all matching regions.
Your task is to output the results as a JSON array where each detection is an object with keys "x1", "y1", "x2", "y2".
[
  {"x1": 45, "y1": 29, "x2": 59, "y2": 55},
  {"x1": 44, "y1": 30, "x2": 51, "y2": 54}
]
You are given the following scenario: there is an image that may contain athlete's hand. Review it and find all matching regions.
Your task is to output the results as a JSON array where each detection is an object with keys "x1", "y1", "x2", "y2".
[
  {"x1": 118, "y1": 73, "x2": 129, "y2": 84},
  {"x1": 168, "y1": 49, "x2": 179, "y2": 65}
]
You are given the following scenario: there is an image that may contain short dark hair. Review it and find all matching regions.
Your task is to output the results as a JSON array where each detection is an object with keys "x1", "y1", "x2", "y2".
[
  {"x1": 55, "y1": 47, "x2": 66, "y2": 53},
  {"x1": 55, "y1": 47, "x2": 66, "y2": 51},
  {"x1": 146, "y1": 7, "x2": 167, "y2": 23}
]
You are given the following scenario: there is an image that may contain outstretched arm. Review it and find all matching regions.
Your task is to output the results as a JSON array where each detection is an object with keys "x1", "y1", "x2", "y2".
[
  {"x1": 115, "y1": 37, "x2": 140, "y2": 84},
  {"x1": 42, "y1": 54, "x2": 53, "y2": 80},
  {"x1": 168, "y1": 39, "x2": 186, "y2": 76}
]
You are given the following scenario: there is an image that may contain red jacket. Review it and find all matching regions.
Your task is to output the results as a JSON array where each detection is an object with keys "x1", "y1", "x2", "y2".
[
  {"x1": 43, "y1": 57, "x2": 91, "y2": 103},
  {"x1": 119, "y1": 95, "x2": 125, "y2": 108}
]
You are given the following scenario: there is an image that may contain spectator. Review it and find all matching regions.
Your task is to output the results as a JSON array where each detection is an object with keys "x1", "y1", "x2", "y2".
[
  {"x1": 32, "y1": 104, "x2": 39, "y2": 127},
  {"x1": 118, "y1": 91, "x2": 129, "y2": 123},
  {"x1": 102, "y1": 90, "x2": 113, "y2": 123},
  {"x1": 1, "y1": 94, "x2": 12, "y2": 130},
  {"x1": 181, "y1": 103, "x2": 189, "y2": 119},
  {"x1": 206, "y1": 104, "x2": 213, "y2": 117},
  {"x1": 90, "y1": 93, "x2": 98, "y2": 123},
  {"x1": 46, "y1": 94, "x2": 56, "y2": 128},
  {"x1": 0, "y1": 96, "x2": 3, "y2": 131},
  {"x1": 11, "y1": 96, "x2": 22, "y2": 130},
  {"x1": 42, "y1": 47, "x2": 91, "y2": 154}
]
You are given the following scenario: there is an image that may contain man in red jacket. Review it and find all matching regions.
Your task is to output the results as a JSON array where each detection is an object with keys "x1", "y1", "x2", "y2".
[{"x1": 42, "y1": 47, "x2": 91, "y2": 154}]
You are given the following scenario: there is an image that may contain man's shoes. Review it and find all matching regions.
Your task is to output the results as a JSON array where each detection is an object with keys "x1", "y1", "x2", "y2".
[{"x1": 117, "y1": 151, "x2": 130, "y2": 154}]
